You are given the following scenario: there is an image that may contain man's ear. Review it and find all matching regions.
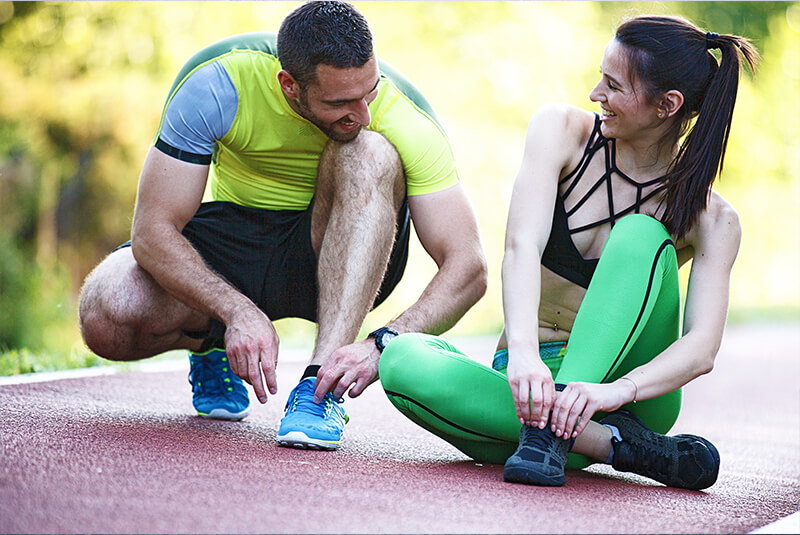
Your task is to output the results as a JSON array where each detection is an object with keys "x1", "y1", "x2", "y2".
[
  {"x1": 659, "y1": 89, "x2": 685, "y2": 118},
  {"x1": 277, "y1": 69, "x2": 300, "y2": 99}
]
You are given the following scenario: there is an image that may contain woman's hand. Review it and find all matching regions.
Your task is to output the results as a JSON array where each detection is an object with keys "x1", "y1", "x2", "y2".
[
  {"x1": 507, "y1": 350, "x2": 555, "y2": 429},
  {"x1": 550, "y1": 379, "x2": 636, "y2": 439}
]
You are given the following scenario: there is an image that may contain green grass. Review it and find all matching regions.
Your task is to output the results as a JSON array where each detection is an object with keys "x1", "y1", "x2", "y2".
[{"x1": 0, "y1": 346, "x2": 186, "y2": 377}]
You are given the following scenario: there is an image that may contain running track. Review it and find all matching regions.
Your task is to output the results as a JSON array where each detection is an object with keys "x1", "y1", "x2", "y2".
[{"x1": 1, "y1": 322, "x2": 798, "y2": 534}]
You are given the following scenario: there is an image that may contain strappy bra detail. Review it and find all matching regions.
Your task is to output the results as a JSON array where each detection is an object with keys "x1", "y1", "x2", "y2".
[{"x1": 540, "y1": 114, "x2": 665, "y2": 289}]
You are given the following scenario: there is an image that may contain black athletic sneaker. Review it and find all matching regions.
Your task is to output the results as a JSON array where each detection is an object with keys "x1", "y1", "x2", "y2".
[
  {"x1": 601, "y1": 410, "x2": 720, "y2": 490},
  {"x1": 503, "y1": 424, "x2": 570, "y2": 486}
]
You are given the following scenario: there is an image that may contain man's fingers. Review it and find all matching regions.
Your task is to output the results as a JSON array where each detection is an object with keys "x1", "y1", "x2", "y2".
[
  {"x1": 246, "y1": 348, "x2": 268, "y2": 403},
  {"x1": 314, "y1": 365, "x2": 339, "y2": 403},
  {"x1": 347, "y1": 365, "x2": 380, "y2": 398},
  {"x1": 261, "y1": 348, "x2": 278, "y2": 397},
  {"x1": 348, "y1": 375, "x2": 367, "y2": 398},
  {"x1": 227, "y1": 348, "x2": 241, "y2": 378},
  {"x1": 332, "y1": 369, "x2": 360, "y2": 400}
]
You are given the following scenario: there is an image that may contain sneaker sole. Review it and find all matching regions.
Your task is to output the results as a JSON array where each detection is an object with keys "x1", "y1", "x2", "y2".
[
  {"x1": 503, "y1": 465, "x2": 565, "y2": 487},
  {"x1": 197, "y1": 406, "x2": 251, "y2": 421},
  {"x1": 276, "y1": 431, "x2": 340, "y2": 451}
]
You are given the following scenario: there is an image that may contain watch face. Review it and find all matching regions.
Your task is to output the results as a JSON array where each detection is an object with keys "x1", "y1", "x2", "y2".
[{"x1": 380, "y1": 332, "x2": 397, "y2": 348}]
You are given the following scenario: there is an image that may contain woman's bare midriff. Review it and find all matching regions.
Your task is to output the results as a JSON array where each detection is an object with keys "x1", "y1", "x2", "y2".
[{"x1": 496, "y1": 267, "x2": 586, "y2": 350}]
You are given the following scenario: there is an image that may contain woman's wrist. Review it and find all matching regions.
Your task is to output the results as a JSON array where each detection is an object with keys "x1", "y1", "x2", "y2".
[
  {"x1": 506, "y1": 336, "x2": 540, "y2": 355},
  {"x1": 618, "y1": 376, "x2": 639, "y2": 403}
]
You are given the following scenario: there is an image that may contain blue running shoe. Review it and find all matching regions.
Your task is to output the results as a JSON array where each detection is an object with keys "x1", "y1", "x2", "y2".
[
  {"x1": 188, "y1": 349, "x2": 251, "y2": 421},
  {"x1": 277, "y1": 377, "x2": 348, "y2": 450}
]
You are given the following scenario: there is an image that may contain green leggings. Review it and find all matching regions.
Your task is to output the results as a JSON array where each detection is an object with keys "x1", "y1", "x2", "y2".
[{"x1": 379, "y1": 215, "x2": 682, "y2": 468}]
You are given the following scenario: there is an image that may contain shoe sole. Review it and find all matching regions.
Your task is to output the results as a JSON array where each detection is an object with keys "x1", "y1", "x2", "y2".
[
  {"x1": 503, "y1": 465, "x2": 565, "y2": 486},
  {"x1": 277, "y1": 431, "x2": 340, "y2": 451},
  {"x1": 197, "y1": 407, "x2": 251, "y2": 421}
]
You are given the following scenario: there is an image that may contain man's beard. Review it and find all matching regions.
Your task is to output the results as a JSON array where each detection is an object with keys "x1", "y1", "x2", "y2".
[{"x1": 295, "y1": 93, "x2": 361, "y2": 142}]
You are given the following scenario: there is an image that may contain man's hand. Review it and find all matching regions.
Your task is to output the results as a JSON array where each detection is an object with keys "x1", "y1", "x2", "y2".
[
  {"x1": 223, "y1": 306, "x2": 280, "y2": 404},
  {"x1": 314, "y1": 339, "x2": 379, "y2": 402}
]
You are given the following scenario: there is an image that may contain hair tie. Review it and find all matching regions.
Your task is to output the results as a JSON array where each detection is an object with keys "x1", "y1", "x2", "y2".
[{"x1": 705, "y1": 31, "x2": 720, "y2": 50}]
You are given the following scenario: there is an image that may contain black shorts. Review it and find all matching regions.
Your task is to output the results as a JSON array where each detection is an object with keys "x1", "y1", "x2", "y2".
[{"x1": 117, "y1": 200, "x2": 410, "y2": 350}]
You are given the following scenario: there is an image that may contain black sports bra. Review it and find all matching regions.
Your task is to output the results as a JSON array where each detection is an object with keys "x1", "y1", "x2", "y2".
[{"x1": 540, "y1": 114, "x2": 665, "y2": 288}]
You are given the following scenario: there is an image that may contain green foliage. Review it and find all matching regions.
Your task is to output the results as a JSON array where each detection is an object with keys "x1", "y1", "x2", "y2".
[
  {"x1": 598, "y1": 2, "x2": 788, "y2": 48},
  {"x1": 0, "y1": 1, "x2": 797, "y2": 374},
  {"x1": 0, "y1": 346, "x2": 99, "y2": 376},
  {"x1": 0, "y1": 230, "x2": 78, "y2": 354}
]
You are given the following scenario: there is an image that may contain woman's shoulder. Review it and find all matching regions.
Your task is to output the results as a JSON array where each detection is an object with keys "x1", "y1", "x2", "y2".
[
  {"x1": 682, "y1": 190, "x2": 741, "y2": 252},
  {"x1": 526, "y1": 103, "x2": 597, "y2": 154},
  {"x1": 529, "y1": 103, "x2": 595, "y2": 130},
  {"x1": 700, "y1": 191, "x2": 740, "y2": 230}
]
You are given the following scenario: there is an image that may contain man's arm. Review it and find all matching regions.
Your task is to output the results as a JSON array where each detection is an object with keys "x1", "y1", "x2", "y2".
[
  {"x1": 389, "y1": 183, "x2": 488, "y2": 335},
  {"x1": 314, "y1": 182, "x2": 487, "y2": 401},
  {"x1": 131, "y1": 147, "x2": 279, "y2": 403}
]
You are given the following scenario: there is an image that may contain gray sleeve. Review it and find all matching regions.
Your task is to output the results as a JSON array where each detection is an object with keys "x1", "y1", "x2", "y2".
[{"x1": 156, "y1": 61, "x2": 238, "y2": 161}]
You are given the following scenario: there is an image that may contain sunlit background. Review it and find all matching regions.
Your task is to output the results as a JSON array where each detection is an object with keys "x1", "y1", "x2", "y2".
[{"x1": 1, "y1": 1, "x2": 798, "y2": 374}]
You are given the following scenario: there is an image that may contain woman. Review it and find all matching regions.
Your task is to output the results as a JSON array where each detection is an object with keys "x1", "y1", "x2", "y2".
[{"x1": 378, "y1": 15, "x2": 758, "y2": 489}]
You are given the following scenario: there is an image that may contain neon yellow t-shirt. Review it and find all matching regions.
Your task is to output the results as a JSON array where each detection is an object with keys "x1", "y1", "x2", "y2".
[{"x1": 154, "y1": 32, "x2": 459, "y2": 211}]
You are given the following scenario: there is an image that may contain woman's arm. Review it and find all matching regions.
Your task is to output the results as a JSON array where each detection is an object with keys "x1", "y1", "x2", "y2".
[
  {"x1": 627, "y1": 192, "x2": 741, "y2": 396},
  {"x1": 550, "y1": 192, "x2": 741, "y2": 438},
  {"x1": 502, "y1": 103, "x2": 587, "y2": 428}
]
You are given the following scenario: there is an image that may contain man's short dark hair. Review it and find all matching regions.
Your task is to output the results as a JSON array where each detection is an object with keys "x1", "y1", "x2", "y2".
[{"x1": 277, "y1": 0, "x2": 374, "y2": 87}]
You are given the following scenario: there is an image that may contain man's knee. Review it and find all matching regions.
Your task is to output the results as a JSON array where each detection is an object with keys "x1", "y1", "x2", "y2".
[
  {"x1": 321, "y1": 131, "x2": 404, "y2": 191},
  {"x1": 78, "y1": 278, "x2": 123, "y2": 360},
  {"x1": 78, "y1": 251, "x2": 141, "y2": 361}
]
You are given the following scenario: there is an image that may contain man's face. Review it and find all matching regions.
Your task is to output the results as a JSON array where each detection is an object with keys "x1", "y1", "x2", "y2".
[{"x1": 291, "y1": 56, "x2": 381, "y2": 142}]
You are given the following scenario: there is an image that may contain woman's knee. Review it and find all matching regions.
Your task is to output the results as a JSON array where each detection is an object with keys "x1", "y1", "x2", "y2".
[{"x1": 602, "y1": 214, "x2": 674, "y2": 263}]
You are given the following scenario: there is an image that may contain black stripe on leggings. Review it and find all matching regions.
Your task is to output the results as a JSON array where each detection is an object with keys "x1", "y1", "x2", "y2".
[
  {"x1": 383, "y1": 390, "x2": 506, "y2": 442},
  {"x1": 601, "y1": 238, "x2": 674, "y2": 383}
]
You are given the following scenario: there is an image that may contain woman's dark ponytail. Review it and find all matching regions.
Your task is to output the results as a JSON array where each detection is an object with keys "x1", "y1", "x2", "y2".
[{"x1": 615, "y1": 17, "x2": 759, "y2": 240}]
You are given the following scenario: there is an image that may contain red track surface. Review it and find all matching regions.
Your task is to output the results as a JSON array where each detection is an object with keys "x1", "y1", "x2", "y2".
[{"x1": 1, "y1": 322, "x2": 798, "y2": 534}]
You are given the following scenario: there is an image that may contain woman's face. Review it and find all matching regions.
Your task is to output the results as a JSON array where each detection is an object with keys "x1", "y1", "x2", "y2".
[{"x1": 589, "y1": 39, "x2": 661, "y2": 140}]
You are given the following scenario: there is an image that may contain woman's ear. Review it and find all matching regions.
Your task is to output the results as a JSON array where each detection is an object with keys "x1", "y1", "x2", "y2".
[{"x1": 659, "y1": 90, "x2": 685, "y2": 119}]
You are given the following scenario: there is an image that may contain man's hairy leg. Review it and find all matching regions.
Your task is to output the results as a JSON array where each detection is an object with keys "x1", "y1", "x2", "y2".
[
  {"x1": 79, "y1": 247, "x2": 210, "y2": 361},
  {"x1": 309, "y1": 131, "x2": 405, "y2": 366}
]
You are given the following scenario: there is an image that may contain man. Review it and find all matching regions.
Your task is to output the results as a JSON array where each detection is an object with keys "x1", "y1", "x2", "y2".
[{"x1": 78, "y1": 0, "x2": 487, "y2": 451}]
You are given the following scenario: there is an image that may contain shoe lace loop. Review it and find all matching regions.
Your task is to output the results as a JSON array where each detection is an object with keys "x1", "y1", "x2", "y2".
[
  {"x1": 188, "y1": 354, "x2": 233, "y2": 395},
  {"x1": 521, "y1": 425, "x2": 558, "y2": 450},
  {"x1": 284, "y1": 379, "x2": 344, "y2": 419}
]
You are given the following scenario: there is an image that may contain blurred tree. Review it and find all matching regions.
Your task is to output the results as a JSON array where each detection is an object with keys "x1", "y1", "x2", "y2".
[{"x1": 599, "y1": 2, "x2": 787, "y2": 51}]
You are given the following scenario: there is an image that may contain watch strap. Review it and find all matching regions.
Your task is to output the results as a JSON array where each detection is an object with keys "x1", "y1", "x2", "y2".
[{"x1": 368, "y1": 327, "x2": 399, "y2": 352}]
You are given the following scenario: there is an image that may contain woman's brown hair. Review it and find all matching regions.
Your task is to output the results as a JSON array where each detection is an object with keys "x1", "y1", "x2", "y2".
[{"x1": 615, "y1": 15, "x2": 759, "y2": 239}]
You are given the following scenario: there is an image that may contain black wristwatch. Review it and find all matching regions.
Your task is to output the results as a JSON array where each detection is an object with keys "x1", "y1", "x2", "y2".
[{"x1": 368, "y1": 327, "x2": 399, "y2": 353}]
